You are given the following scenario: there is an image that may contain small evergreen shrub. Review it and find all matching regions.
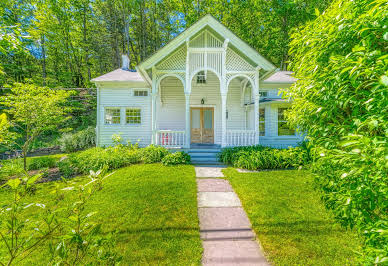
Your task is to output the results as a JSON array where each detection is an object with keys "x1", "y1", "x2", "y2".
[
  {"x1": 219, "y1": 145, "x2": 310, "y2": 170},
  {"x1": 140, "y1": 145, "x2": 169, "y2": 164},
  {"x1": 59, "y1": 126, "x2": 96, "y2": 153},
  {"x1": 162, "y1": 152, "x2": 191, "y2": 166}
]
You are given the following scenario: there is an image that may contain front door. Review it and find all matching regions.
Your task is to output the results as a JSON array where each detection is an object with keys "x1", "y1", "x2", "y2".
[{"x1": 191, "y1": 107, "x2": 214, "y2": 144}]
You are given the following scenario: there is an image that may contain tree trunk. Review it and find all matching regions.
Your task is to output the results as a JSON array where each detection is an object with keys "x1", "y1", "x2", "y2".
[{"x1": 41, "y1": 34, "x2": 46, "y2": 86}]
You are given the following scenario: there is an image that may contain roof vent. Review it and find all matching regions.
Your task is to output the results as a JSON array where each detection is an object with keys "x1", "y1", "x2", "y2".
[{"x1": 121, "y1": 54, "x2": 130, "y2": 70}]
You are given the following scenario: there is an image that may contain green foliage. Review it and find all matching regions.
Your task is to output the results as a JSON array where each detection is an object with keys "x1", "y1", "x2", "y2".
[
  {"x1": 140, "y1": 145, "x2": 169, "y2": 164},
  {"x1": 0, "y1": 83, "x2": 71, "y2": 170},
  {"x1": 27, "y1": 155, "x2": 63, "y2": 171},
  {"x1": 219, "y1": 145, "x2": 310, "y2": 170},
  {"x1": 58, "y1": 146, "x2": 141, "y2": 177},
  {"x1": 0, "y1": 169, "x2": 121, "y2": 265},
  {"x1": 283, "y1": 0, "x2": 388, "y2": 263},
  {"x1": 59, "y1": 126, "x2": 96, "y2": 153},
  {"x1": 162, "y1": 151, "x2": 191, "y2": 166}
]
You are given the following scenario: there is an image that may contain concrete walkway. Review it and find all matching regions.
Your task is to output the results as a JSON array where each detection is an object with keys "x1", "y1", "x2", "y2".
[{"x1": 195, "y1": 166, "x2": 269, "y2": 266}]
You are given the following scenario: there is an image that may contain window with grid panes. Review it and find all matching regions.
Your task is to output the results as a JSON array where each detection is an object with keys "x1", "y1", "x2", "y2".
[
  {"x1": 278, "y1": 107, "x2": 295, "y2": 135},
  {"x1": 134, "y1": 90, "x2": 148, "y2": 96},
  {"x1": 126, "y1": 108, "x2": 141, "y2": 124},
  {"x1": 259, "y1": 108, "x2": 265, "y2": 136},
  {"x1": 104, "y1": 108, "x2": 121, "y2": 124}
]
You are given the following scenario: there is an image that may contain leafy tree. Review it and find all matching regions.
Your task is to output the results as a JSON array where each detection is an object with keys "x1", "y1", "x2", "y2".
[
  {"x1": 283, "y1": 0, "x2": 387, "y2": 263},
  {"x1": 0, "y1": 83, "x2": 71, "y2": 170}
]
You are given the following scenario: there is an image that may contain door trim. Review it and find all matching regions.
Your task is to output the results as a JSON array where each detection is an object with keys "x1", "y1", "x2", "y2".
[
  {"x1": 190, "y1": 105, "x2": 217, "y2": 144},
  {"x1": 190, "y1": 107, "x2": 215, "y2": 144}
]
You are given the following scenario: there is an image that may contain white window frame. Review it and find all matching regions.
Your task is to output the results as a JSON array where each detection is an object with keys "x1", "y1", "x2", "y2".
[
  {"x1": 132, "y1": 89, "x2": 149, "y2": 97},
  {"x1": 196, "y1": 71, "x2": 207, "y2": 84},
  {"x1": 125, "y1": 107, "x2": 142, "y2": 125},
  {"x1": 104, "y1": 107, "x2": 121, "y2": 125},
  {"x1": 277, "y1": 107, "x2": 296, "y2": 136},
  {"x1": 259, "y1": 108, "x2": 265, "y2": 136},
  {"x1": 259, "y1": 91, "x2": 268, "y2": 97}
]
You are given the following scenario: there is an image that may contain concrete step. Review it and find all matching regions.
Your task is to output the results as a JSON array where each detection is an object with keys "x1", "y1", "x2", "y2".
[
  {"x1": 192, "y1": 161, "x2": 225, "y2": 166},
  {"x1": 188, "y1": 149, "x2": 221, "y2": 153},
  {"x1": 191, "y1": 156, "x2": 218, "y2": 162},
  {"x1": 189, "y1": 153, "x2": 219, "y2": 157}
]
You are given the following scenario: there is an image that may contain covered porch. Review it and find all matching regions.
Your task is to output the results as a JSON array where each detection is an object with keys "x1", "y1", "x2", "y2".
[{"x1": 152, "y1": 70, "x2": 259, "y2": 148}]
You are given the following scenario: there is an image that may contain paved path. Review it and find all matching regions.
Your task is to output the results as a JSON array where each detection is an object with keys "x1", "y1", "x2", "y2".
[{"x1": 195, "y1": 166, "x2": 269, "y2": 266}]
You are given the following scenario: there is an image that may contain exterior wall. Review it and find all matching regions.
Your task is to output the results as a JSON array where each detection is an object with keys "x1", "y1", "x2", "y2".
[
  {"x1": 245, "y1": 87, "x2": 304, "y2": 148},
  {"x1": 98, "y1": 84, "x2": 152, "y2": 147},
  {"x1": 96, "y1": 79, "x2": 303, "y2": 149}
]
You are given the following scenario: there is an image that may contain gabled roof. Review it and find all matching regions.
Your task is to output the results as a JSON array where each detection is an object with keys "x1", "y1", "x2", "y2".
[
  {"x1": 138, "y1": 14, "x2": 276, "y2": 73},
  {"x1": 91, "y1": 69, "x2": 146, "y2": 83}
]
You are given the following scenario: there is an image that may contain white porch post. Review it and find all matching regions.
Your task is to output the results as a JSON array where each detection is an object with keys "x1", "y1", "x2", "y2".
[
  {"x1": 221, "y1": 39, "x2": 229, "y2": 148},
  {"x1": 185, "y1": 93, "x2": 191, "y2": 148},
  {"x1": 221, "y1": 93, "x2": 227, "y2": 147},
  {"x1": 254, "y1": 67, "x2": 260, "y2": 145},
  {"x1": 185, "y1": 38, "x2": 191, "y2": 148},
  {"x1": 151, "y1": 68, "x2": 158, "y2": 145}
]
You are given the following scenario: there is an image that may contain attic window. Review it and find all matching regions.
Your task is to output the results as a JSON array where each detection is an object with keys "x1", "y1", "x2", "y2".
[
  {"x1": 134, "y1": 90, "x2": 148, "y2": 96},
  {"x1": 196, "y1": 71, "x2": 206, "y2": 84}
]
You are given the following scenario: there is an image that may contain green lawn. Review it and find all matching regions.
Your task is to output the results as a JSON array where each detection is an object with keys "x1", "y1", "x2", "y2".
[
  {"x1": 0, "y1": 164, "x2": 202, "y2": 265},
  {"x1": 223, "y1": 168, "x2": 362, "y2": 266}
]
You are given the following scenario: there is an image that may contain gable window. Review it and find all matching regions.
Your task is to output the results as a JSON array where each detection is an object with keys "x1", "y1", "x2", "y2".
[
  {"x1": 278, "y1": 107, "x2": 295, "y2": 136},
  {"x1": 259, "y1": 108, "x2": 265, "y2": 136},
  {"x1": 126, "y1": 108, "x2": 141, "y2": 124},
  {"x1": 105, "y1": 108, "x2": 121, "y2": 124},
  {"x1": 134, "y1": 90, "x2": 148, "y2": 97},
  {"x1": 196, "y1": 71, "x2": 206, "y2": 84}
]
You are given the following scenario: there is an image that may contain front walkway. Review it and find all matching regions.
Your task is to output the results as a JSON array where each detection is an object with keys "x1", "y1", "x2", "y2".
[{"x1": 195, "y1": 166, "x2": 269, "y2": 265}]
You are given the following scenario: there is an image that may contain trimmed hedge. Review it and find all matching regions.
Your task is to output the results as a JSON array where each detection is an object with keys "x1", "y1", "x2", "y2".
[{"x1": 219, "y1": 145, "x2": 310, "y2": 170}]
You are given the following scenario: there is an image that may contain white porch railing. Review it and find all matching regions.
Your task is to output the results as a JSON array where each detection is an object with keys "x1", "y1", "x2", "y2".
[
  {"x1": 226, "y1": 130, "x2": 256, "y2": 147},
  {"x1": 156, "y1": 130, "x2": 186, "y2": 148}
]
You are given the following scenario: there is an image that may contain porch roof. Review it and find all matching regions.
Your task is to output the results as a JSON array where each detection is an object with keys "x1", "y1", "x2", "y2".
[{"x1": 262, "y1": 71, "x2": 296, "y2": 84}]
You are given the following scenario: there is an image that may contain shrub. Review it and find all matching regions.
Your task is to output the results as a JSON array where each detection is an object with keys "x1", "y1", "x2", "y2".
[
  {"x1": 58, "y1": 146, "x2": 141, "y2": 177},
  {"x1": 162, "y1": 152, "x2": 191, "y2": 166},
  {"x1": 140, "y1": 145, "x2": 169, "y2": 164},
  {"x1": 27, "y1": 155, "x2": 63, "y2": 170},
  {"x1": 284, "y1": 0, "x2": 387, "y2": 262},
  {"x1": 219, "y1": 145, "x2": 309, "y2": 170},
  {"x1": 59, "y1": 126, "x2": 96, "y2": 153}
]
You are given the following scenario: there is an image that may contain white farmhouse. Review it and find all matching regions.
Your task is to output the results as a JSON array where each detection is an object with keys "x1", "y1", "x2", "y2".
[{"x1": 91, "y1": 15, "x2": 304, "y2": 152}]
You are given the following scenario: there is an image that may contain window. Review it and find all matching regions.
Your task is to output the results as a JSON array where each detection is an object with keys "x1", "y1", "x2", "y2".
[
  {"x1": 278, "y1": 108, "x2": 295, "y2": 136},
  {"x1": 105, "y1": 108, "x2": 121, "y2": 124},
  {"x1": 126, "y1": 108, "x2": 141, "y2": 124},
  {"x1": 134, "y1": 90, "x2": 148, "y2": 96},
  {"x1": 259, "y1": 108, "x2": 265, "y2": 136},
  {"x1": 196, "y1": 71, "x2": 206, "y2": 84},
  {"x1": 259, "y1": 91, "x2": 268, "y2": 97}
]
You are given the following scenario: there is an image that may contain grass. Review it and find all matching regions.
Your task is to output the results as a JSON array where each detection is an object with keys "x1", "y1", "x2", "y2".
[
  {"x1": 223, "y1": 168, "x2": 362, "y2": 266},
  {"x1": 0, "y1": 164, "x2": 202, "y2": 265}
]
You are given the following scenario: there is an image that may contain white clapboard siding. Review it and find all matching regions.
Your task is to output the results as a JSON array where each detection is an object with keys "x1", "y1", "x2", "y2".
[{"x1": 99, "y1": 87, "x2": 152, "y2": 147}]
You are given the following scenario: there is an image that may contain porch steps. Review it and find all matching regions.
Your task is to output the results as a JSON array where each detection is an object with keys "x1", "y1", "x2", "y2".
[{"x1": 188, "y1": 148, "x2": 224, "y2": 166}]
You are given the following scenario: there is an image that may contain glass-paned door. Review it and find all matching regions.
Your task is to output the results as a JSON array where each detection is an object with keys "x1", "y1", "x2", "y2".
[{"x1": 191, "y1": 107, "x2": 214, "y2": 143}]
